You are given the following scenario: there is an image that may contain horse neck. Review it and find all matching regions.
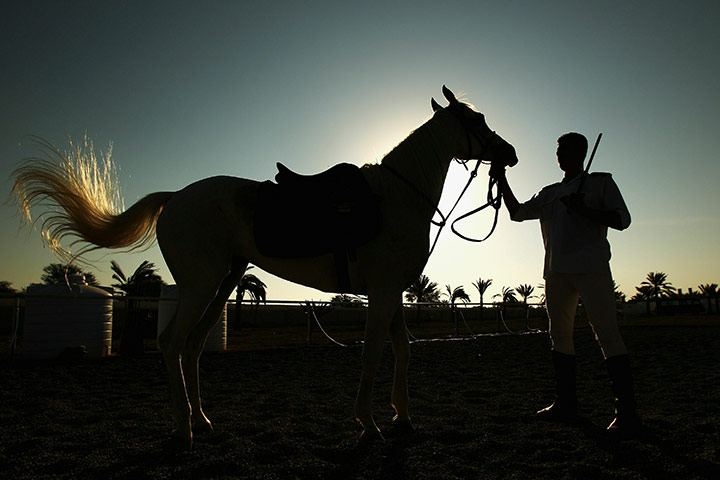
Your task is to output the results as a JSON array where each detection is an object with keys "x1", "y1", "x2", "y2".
[{"x1": 381, "y1": 114, "x2": 461, "y2": 209}]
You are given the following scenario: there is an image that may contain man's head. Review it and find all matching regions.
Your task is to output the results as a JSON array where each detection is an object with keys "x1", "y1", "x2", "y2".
[{"x1": 556, "y1": 132, "x2": 588, "y2": 174}]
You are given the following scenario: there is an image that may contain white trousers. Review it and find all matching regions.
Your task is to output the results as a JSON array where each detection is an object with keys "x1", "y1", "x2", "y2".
[{"x1": 545, "y1": 270, "x2": 627, "y2": 359}]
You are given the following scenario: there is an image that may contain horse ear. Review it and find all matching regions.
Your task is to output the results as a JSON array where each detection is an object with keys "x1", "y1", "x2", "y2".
[
  {"x1": 442, "y1": 85, "x2": 458, "y2": 104},
  {"x1": 431, "y1": 97, "x2": 443, "y2": 112}
]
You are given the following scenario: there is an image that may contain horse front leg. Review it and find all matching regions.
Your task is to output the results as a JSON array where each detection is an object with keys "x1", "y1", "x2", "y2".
[
  {"x1": 354, "y1": 293, "x2": 399, "y2": 441},
  {"x1": 389, "y1": 301, "x2": 414, "y2": 432}
]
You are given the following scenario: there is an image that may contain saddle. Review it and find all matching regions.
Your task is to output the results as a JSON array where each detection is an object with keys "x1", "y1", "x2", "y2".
[{"x1": 253, "y1": 162, "x2": 382, "y2": 291}]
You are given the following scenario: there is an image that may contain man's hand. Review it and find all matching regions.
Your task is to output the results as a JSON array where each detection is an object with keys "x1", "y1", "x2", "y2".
[
  {"x1": 489, "y1": 166, "x2": 520, "y2": 217},
  {"x1": 560, "y1": 192, "x2": 586, "y2": 213},
  {"x1": 489, "y1": 166, "x2": 506, "y2": 183},
  {"x1": 561, "y1": 193, "x2": 625, "y2": 230}
]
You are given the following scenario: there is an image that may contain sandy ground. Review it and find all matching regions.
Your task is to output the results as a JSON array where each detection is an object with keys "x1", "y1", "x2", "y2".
[{"x1": 0, "y1": 323, "x2": 718, "y2": 479}]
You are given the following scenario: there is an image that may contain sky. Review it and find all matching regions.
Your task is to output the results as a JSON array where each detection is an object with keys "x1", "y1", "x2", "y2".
[{"x1": 2, "y1": 1, "x2": 719, "y2": 303}]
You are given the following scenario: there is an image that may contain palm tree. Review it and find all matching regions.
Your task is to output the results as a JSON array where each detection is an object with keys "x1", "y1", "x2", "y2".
[
  {"x1": 444, "y1": 285, "x2": 470, "y2": 335},
  {"x1": 535, "y1": 283, "x2": 546, "y2": 304},
  {"x1": 41, "y1": 263, "x2": 99, "y2": 286},
  {"x1": 494, "y1": 286, "x2": 517, "y2": 304},
  {"x1": 515, "y1": 284, "x2": 535, "y2": 330},
  {"x1": 111, "y1": 260, "x2": 166, "y2": 355},
  {"x1": 640, "y1": 271, "x2": 676, "y2": 314},
  {"x1": 329, "y1": 294, "x2": 365, "y2": 307},
  {"x1": 698, "y1": 283, "x2": 719, "y2": 314},
  {"x1": 632, "y1": 284, "x2": 654, "y2": 314},
  {"x1": 443, "y1": 284, "x2": 471, "y2": 305},
  {"x1": 697, "y1": 283, "x2": 717, "y2": 295},
  {"x1": 515, "y1": 284, "x2": 535, "y2": 304},
  {"x1": 405, "y1": 275, "x2": 440, "y2": 303},
  {"x1": 235, "y1": 267, "x2": 267, "y2": 328},
  {"x1": 405, "y1": 275, "x2": 440, "y2": 323},
  {"x1": 613, "y1": 281, "x2": 626, "y2": 305},
  {"x1": 472, "y1": 277, "x2": 493, "y2": 321},
  {"x1": 111, "y1": 260, "x2": 165, "y2": 297},
  {"x1": 493, "y1": 286, "x2": 517, "y2": 328}
]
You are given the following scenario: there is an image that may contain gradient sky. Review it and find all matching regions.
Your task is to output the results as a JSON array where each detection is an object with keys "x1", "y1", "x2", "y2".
[{"x1": 2, "y1": 1, "x2": 719, "y2": 302}]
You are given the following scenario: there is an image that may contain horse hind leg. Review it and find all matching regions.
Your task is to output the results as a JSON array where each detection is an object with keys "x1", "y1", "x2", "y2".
[
  {"x1": 157, "y1": 286, "x2": 218, "y2": 451},
  {"x1": 182, "y1": 259, "x2": 247, "y2": 434}
]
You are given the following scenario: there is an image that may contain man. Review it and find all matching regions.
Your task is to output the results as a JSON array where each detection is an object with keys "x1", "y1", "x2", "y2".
[{"x1": 491, "y1": 132, "x2": 640, "y2": 435}]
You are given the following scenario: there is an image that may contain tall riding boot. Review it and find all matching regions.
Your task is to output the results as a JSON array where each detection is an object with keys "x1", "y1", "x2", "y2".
[
  {"x1": 606, "y1": 354, "x2": 641, "y2": 435},
  {"x1": 537, "y1": 350, "x2": 577, "y2": 421}
]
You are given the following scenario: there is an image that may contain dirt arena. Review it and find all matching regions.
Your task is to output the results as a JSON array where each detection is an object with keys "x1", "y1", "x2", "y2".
[{"x1": 1, "y1": 322, "x2": 718, "y2": 479}]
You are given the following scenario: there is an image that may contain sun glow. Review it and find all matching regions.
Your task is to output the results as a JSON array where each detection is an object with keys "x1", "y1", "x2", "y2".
[
  {"x1": 437, "y1": 161, "x2": 491, "y2": 213},
  {"x1": 363, "y1": 111, "x2": 435, "y2": 165}
]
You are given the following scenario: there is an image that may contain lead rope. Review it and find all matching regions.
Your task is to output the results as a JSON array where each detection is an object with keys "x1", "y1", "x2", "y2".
[
  {"x1": 304, "y1": 301, "x2": 352, "y2": 347},
  {"x1": 498, "y1": 306, "x2": 521, "y2": 335},
  {"x1": 455, "y1": 308, "x2": 477, "y2": 337}
]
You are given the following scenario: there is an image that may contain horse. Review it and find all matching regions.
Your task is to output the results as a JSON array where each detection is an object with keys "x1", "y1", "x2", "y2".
[{"x1": 11, "y1": 86, "x2": 518, "y2": 450}]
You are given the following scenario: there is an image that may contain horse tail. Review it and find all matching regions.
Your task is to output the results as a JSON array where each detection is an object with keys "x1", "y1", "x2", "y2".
[{"x1": 11, "y1": 136, "x2": 174, "y2": 262}]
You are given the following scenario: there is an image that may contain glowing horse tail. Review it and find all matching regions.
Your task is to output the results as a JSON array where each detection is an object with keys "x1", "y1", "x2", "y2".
[{"x1": 10, "y1": 136, "x2": 173, "y2": 263}]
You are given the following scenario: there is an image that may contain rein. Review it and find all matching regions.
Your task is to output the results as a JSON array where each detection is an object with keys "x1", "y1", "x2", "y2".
[
  {"x1": 449, "y1": 165, "x2": 502, "y2": 244},
  {"x1": 382, "y1": 115, "x2": 504, "y2": 255}
]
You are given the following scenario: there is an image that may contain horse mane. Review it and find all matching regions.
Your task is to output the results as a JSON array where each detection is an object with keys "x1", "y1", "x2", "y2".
[
  {"x1": 374, "y1": 110, "x2": 458, "y2": 204},
  {"x1": 379, "y1": 97, "x2": 479, "y2": 165},
  {"x1": 10, "y1": 136, "x2": 170, "y2": 263}
]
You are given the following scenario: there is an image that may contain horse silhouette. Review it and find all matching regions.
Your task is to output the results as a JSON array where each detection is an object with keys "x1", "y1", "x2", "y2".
[{"x1": 11, "y1": 86, "x2": 518, "y2": 450}]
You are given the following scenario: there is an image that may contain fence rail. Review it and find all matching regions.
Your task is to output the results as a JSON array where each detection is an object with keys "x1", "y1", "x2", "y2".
[
  {"x1": 2, "y1": 290, "x2": 718, "y2": 361},
  {"x1": 1, "y1": 293, "x2": 553, "y2": 358}
]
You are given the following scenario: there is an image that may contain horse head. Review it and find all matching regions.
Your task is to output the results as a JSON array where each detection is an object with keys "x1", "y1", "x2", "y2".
[{"x1": 431, "y1": 86, "x2": 518, "y2": 171}]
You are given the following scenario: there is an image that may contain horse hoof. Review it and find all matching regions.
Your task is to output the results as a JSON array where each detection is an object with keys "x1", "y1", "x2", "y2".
[
  {"x1": 167, "y1": 432, "x2": 193, "y2": 452},
  {"x1": 193, "y1": 419, "x2": 214, "y2": 434},
  {"x1": 358, "y1": 427, "x2": 385, "y2": 445},
  {"x1": 392, "y1": 417, "x2": 416, "y2": 434}
]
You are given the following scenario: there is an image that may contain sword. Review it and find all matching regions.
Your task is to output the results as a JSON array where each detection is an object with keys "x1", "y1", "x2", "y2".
[{"x1": 576, "y1": 133, "x2": 602, "y2": 193}]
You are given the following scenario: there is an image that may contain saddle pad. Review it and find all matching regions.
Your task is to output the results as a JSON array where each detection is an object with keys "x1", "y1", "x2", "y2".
[{"x1": 253, "y1": 164, "x2": 382, "y2": 258}]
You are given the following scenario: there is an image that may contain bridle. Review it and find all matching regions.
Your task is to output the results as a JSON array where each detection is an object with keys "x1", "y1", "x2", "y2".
[{"x1": 382, "y1": 105, "x2": 504, "y2": 255}]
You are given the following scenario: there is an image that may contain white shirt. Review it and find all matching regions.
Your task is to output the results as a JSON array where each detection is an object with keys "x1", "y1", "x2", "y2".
[{"x1": 511, "y1": 172, "x2": 631, "y2": 278}]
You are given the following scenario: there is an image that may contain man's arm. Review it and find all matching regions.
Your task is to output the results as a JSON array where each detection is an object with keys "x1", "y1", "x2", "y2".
[
  {"x1": 561, "y1": 193, "x2": 626, "y2": 230},
  {"x1": 490, "y1": 167, "x2": 519, "y2": 218}
]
